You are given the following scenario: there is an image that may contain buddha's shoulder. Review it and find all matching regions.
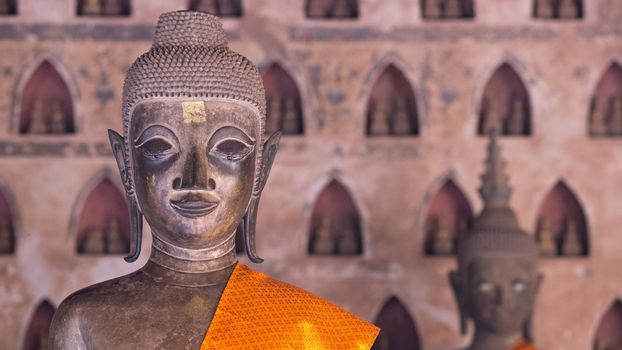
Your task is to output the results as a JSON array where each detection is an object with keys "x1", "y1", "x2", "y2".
[{"x1": 55, "y1": 270, "x2": 147, "y2": 318}]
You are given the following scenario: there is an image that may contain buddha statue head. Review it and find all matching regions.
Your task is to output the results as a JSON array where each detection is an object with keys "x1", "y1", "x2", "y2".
[
  {"x1": 449, "y1": 131, "x2": 542, "y2": 349},
  {"x1": 108, "y1": 11, "x2": 280, "y2": 264}
]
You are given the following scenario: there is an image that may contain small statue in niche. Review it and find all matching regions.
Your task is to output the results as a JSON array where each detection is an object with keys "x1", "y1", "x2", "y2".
[
  {"x1": 558, "y1": 0, "x2": 579, "y2": 18},
  {"x1": 332, "y1": 0, "x2": 353, "y2": 18},
  {"x1": 392, "y1": 97, "x2": 412, "y2": 135},
  {"x1": 449, "y1": 130, "x2": 542, "y2": 350},
  {"x1": 561, "y1": 218, "x2": 582, "y2": 256},
  {"x1": 535, "y1": 218, "x2": 557, "y2": 256},
  {"x1": 590, "y1": 100, "x2": 608, "y2": 136},
  {"x1": 50, "y1": 101, "x2": 66, "y2": 134},
  {"x1": 266, "y1": 95, "x2": 282, "y2": 134},
  {"x1": 281, "y1": 96, "x2": 301, "y2": 134},
  {"x1": 81, "y1": 0, "x2": 102, "y2": 15},
  {"x1": 312, "y1": 215, "x2": 336, "y2": 254},
  {"x1": 481, "y1": 99, "x2": 503, "y2": 135},
  {"x1": 106, "y1": 217, "x2": 127, "y2": 254},
  {"x1": 0, "y1": 218, "x2": 13, "y2": 253},
  {"x1": 609, "y1": 97, "x2": 622, "y2": 135},
  {"x1": 369, "y1": 100, "x2": 390, "y2": 135},
  {"x1": 507, "y1": 98, "x2": 526, "y2": 135},
  {"x1": 28, "y1": 99, "x2": 48, "y2": 134},
  {"x1": 336, "y1": 219, "x2": 359, "y2": 254},
  {"x1": 50, "y1": 12, "x2": 378, "y2": 349},
  {"x1": 80, "y1": 226, "x2": 105, "y2": 254},
  {"x1": 443, "y1": 0, "x2": 462, "y2": 18},
  {"x1": 423, "y1": 0, "x2": 442, "y2": 18},
  {"x1": 534, "y1": 0, "x2": 554, "y2": 18},
  {"x1": 431, "y1": 217, "x2": 454, "y2": 255}
]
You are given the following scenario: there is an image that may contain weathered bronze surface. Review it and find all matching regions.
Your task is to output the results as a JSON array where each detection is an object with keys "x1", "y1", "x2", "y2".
[
  {"x1": 449, "y1": 131, "x2": 542, "y2": 350},
  {"x1": 49, "y1": 11, "x2": 280, "y2": 349}
]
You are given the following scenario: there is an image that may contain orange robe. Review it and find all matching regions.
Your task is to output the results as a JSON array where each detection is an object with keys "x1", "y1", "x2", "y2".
[
  {"x1": 511, "y1": 340, "x2": 539, "y2": 350},
  {"x1": 200, "y1": 263, "x2": 379, "y2": 350}
]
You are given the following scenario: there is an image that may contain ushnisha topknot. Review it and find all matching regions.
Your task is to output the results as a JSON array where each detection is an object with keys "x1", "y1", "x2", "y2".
[
  {"x1": 121, "y1": 11, "x2": 266, "y2": 197},
  {"x1": 456, "y1": 130, "x2": 538, "y2": 269}
]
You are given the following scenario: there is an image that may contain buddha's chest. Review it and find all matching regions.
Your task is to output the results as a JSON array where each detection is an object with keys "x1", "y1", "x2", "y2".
[{"x1": 84, "y1": 290, "x2": 221, "y2": 349}]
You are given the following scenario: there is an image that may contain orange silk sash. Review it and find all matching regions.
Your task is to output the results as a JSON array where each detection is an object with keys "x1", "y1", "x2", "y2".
[
  {"x1": 200, "y1": 263, "x2": 379, "y2": 350},
  {"x1": 511, "y1": 340, "x2": 539, "y2": 350}
]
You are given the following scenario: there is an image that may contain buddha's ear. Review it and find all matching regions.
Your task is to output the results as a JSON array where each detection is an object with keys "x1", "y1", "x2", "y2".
[
  {"x1": 254, "y1": 131, "x2": 281, "y2": 195},
  {"x1": 108, "y1": 129, "x2": 131, "y2": 193},
  {"x1": 449, "y1": 270, "x2": 468, "y2": 335}
]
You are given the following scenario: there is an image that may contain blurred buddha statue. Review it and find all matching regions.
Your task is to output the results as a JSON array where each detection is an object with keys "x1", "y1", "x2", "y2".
[
  {"x1": 266, "y1": 95, "x2": 282, "y2": 134},
  {"x1": 370, "y1": 100, "x2": 390, "y2": 135},
  {"x1": 481, "y1": 100, "x2": 503, "y2": 135},
  {"x1": 81, "y1": 0, "x2": 102, "y2": 15},
  {"x1": 337, "y1": 220, "x2": 359, "y2": 254},
  {"x1": 106, "y1": 217, "x2": 127, "y2": 254},
  {"x1": 81, "y1": 227, "x2": 105, "y2": 254},
  {"x1": 609, "y1": 97, "x2": 622, "y2": 135},
  {"x1": 534, "y1": 0, "x2": 553, "y2": 18},
  {"x1": 393, "y1": 97, "x2": 412, "y2": 135},
  {"x1": 508, "y1": 98, "x2": 525, "y2": 135},
  {"x1": 332, "y1": 0, "x2": 353, "y2": 18},
  {"x1": 28, "y1": 99, "x2": 48, "y2": 134},
  {"x1": 423, "y1": 0, "x2": 441, "y2": 18},
  {"x1": 50, "y1": 101, "x2": 66, "y2": 134},
  {"x1": 561, "y1": 218, "x2": 582, "y2": 256},
  {"x1": 50, "y1": 11, "x2": 378, "y2": 349},
  {"x1": 558, "y1": 0, "x2": 578, "y2": 18},
  {"x1": 590, "y1": 101, "x2": 607, "y2": 136},
  {"x1": 450, "y1": 130, "x2": 542, "y2": 350},
  {"x1": 535, "y1": 218, "x2": 556, "y2": 256},
  {"x1": 281, "y1": 96, "x2": 301, "y2": 134},
  {"x1": 432, "y1": 218, "x2": 454, "y2": 255},
  {"x1": 443, "y1": 0, "x2": 462, "y2": 18},
  {"x1": 313, "y1": 216, "x2": 335, "y2": 254},
  {"x1": 0, "y1": 218, "x2": 12, "y2": 253}
]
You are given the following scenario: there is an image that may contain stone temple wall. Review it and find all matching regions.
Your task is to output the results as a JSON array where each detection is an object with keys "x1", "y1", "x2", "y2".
[{"x1": 2, "y1": 0, "x2": 622, "y2": 349}]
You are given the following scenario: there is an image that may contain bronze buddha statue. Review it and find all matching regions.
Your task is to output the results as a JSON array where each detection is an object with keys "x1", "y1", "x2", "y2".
[
  {"x1": 449, "y1": 131, "x2": 542, "y2": 350},
  {"x1": 49, "y1": 11, "x2": 378, "y2": 349}
]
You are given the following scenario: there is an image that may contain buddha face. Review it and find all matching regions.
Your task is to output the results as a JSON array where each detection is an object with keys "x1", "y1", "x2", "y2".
[
  {"x1": 458, "y1": 255, "x2": 540, "y2": 334},
  {"x1": 128, "y1": 99, "x2": 260, "y2": 249}
]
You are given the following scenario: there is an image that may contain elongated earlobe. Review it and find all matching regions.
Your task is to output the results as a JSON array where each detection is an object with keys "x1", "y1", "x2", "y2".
[
  {"x1": 242, "y1": 132, "x2": 281, "y2": 263},
  {"x1": 108, "y1": 129, "x2": 143, "y2": 263}
]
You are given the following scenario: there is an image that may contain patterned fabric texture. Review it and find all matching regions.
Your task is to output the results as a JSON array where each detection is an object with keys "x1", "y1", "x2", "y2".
[{"x1": 201, "y1": 263, "x2": 379, "y2": 350}]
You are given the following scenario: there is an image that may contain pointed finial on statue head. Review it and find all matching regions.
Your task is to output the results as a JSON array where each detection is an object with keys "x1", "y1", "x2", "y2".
[{"x1": 479, "y1": 128, "x2": 512, "y2": 208}]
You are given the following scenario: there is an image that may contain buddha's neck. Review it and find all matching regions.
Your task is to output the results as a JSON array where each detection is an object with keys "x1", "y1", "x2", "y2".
[
  {"x1": 142, "y1": 232, "x2": 237, "y2": 288},
  {"x1": 469, "y1": 327, "x2": 523, "y2": 350}
]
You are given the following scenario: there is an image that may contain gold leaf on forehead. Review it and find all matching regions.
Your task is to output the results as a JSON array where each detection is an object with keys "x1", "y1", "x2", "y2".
[{"x1": 182, "y1": 101, "x2": 207, "y2": 124}]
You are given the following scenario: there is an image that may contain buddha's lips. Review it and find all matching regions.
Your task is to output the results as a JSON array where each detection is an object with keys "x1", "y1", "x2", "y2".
[{"x1": 170, "y1": 195, "x2": 219, "y2": 218}]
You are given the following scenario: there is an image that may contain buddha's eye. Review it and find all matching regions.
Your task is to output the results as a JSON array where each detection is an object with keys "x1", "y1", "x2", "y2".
[
  {"x1": 136, "y1": 137, "x2": 175, "y2": 160},
  {"x1": 210, "y1": 139, "x2": 253, "y2": 161},
  {"x1": 512, "y1": 280, "x2": 526, "y2": 293},
  {"x1": 477, "y1": 281, "x2": 494, "y2": 293}
]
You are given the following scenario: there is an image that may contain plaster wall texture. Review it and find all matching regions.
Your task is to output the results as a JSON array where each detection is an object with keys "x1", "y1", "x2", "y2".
[{"x1": 1, "y1": 0, "x2": 621, "y2": 349}]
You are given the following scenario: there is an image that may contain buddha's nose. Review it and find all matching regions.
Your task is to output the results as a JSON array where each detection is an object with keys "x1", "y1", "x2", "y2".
[
  {"x1": 173, "y1": 148, "x2": 215, "y2": 190},
  {"x1": 494, "y1": 287, "x2": 504, "y2": 305}
]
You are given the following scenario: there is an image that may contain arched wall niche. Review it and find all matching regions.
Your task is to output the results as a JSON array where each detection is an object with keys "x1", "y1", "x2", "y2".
[
  {"x1": 22, "y1": 300, "x2": 55, "y2": 350},
  {"x1": 534, "y1": 180, "x2": 589, "y2": 257},
  {"x1": 533, "y1": 0, "x2": 583, "y2": 19},
  {"x1": 72, "y1": 171, "x2": 130, "y2": 255},
  {"x1": 77, "y1": 0, "x2": 131, "y2": 16},
  {"x1": 589, "y1": 62, "x2": 622, "y2": 137},
  {"x1": 261, "y1": 62, "x2": 304, "y2": 135},
  {"x1": 305, "y1": 0, "x2": 358, "y2": 19},
  {"x1": 0, "y1": 0, "x2": 17, "y2": 14},
  {"x1": 593, "y1": 299, "x2": 622, "y2": 350},
  {"x1": 421, "y1": 0, "x2": 475, "y2": 19},
  {"x1": 423, "y1": 179, "x2": 474, "y2": 256},
  {"x1": 478, "y1": 62, "x2": 531, "y2": 136},
  {"x1": 308, "y1": 179, "x2": 363, "y2": 256},
  {"x1": 188, "y1": 0, "x2": 243, "y2": 17},
  {"x1": 14, "y1": 57, "x2": 80, "y2": 135},
  {"x1": 366, "y1": 64, "x2": 419, "y2": 137},
  {"x1": 371, "y1": 296, "x2": 421, "y2": 350}
]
